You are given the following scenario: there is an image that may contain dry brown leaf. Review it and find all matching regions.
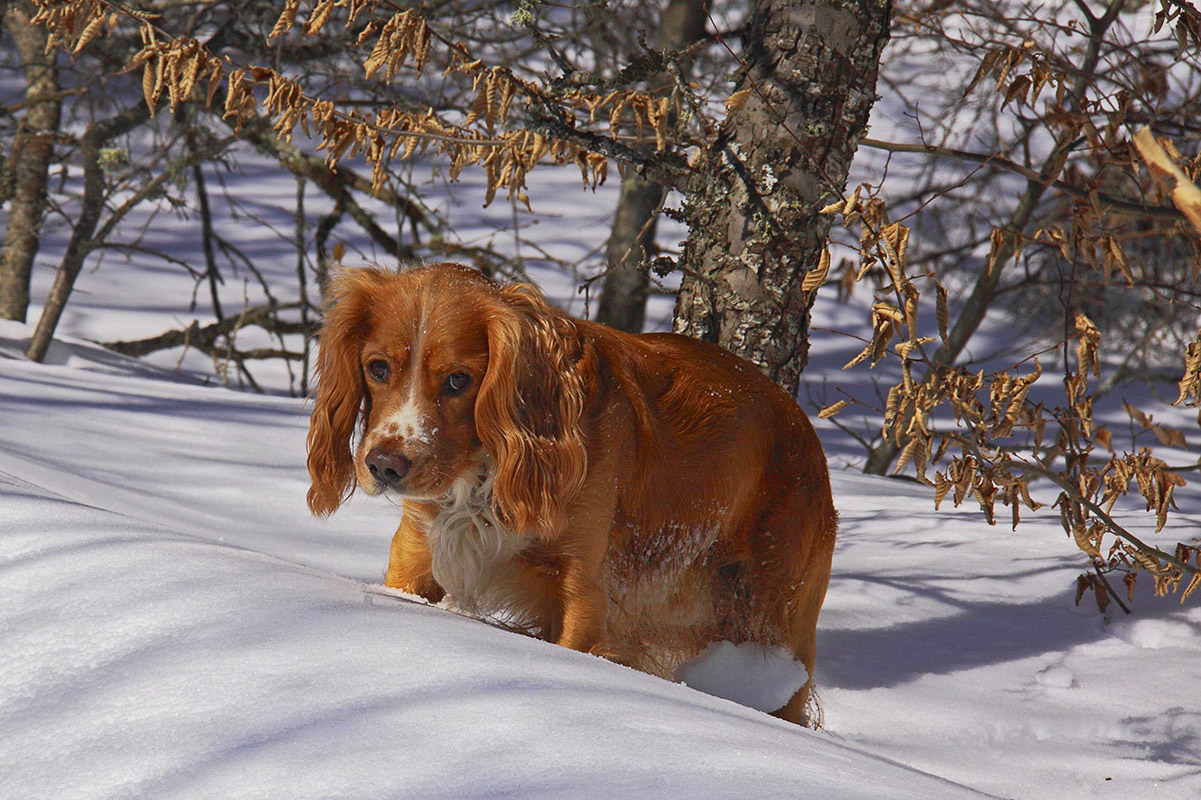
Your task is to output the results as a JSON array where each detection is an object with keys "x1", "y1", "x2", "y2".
[
  {"x1": 142, "y1": 56, "x2": 157, "y2": 115},
  {"x1": 1002, "y1": 74, "x2": 1031, "y2": 108},
  {"x1": 802, "y1": 247, "x2": 831, "y2": 293},
  {"x1": 963, "y1": 48, "x2": 1001, "y2": 98},
  {"x1": 1174, "y1": 334, "x2": 1201, "y2": 407},
  {"x1": 934, "y1": 282, "x2": 949, "y2": 344},
  {"x1": 72, "y1": 11, "x2": 106, "y2": 56},
  {"x1": 724, "y1": 89, "x2": 752, "y2": 114},
  {"x1": 818, "y1": 400, "x2": 849, "y2": 419},
  {"x1": 1182, "y1": 572, "x2": 1201, "y2": 604},
  {"x1": 308, "y1": 0, "x2": 337, "y2": 37},
  {"x1": 1122, "y1": 400, "x2": 1151, "y2": 428},
  {"x1": 269, "y1": 0, "x2": 300, "y2": 40},
  {"x1": 1074, "y1": 311, "x2": 1102, "y2": 379},
  {"x1": 1133, "y1": 126, "x2": 1201, "y2": 236},
  {"x1": 1152, "y1": 424, "x2": 1188, "y2": 449},
  {"x1": 1072, "y1": 523, "x2": 1102, "y2": 559}
]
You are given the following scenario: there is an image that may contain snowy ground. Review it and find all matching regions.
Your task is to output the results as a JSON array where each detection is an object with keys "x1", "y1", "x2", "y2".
[
  {"x1": 2, "y1": 324, "x2": 991, "y2": 800},
  {"x1": 4, "y1": 148, "x2": 1201, "y2": 799},
  {"x1": 6, "y1": 313, "x2": 1201, "y2": 799},
  {"x1": 9, "y1": 307, "x2": 1201, "y2": 792}
]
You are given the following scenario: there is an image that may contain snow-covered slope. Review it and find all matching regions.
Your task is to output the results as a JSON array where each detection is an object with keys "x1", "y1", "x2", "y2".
[
  {"x1": 5, "y1": 318, "x2": 1201, "y2": 799},
  {"x1": 2, "y1": 328, "x2": 989, "y2": 800}
]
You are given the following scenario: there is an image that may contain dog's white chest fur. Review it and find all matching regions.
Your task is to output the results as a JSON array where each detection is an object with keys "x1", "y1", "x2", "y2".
[{"x1": 426, "y1": 470, "x2": 528, "y2": 614}]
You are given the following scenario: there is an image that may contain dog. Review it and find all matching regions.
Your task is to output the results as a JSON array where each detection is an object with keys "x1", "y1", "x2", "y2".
[{"x1": 306, "y1": 263, "x2": 837, "y2": 725}]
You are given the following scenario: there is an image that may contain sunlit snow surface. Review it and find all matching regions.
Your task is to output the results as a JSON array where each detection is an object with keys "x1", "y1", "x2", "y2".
[
  {"x1": 1, "y1": 326, "x2": 984, "y2": 800},
  {"x1": 674, "y1": 641, "x2": 808, "y2": 713},
  {"x1": 6, "y1": 313, "x2": 1201, "y2": 799},
  {"x1": 3, "y1": 158, "x2": 1201, "y2": 799}
]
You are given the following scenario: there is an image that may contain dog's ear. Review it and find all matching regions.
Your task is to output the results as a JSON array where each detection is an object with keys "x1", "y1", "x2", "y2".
[
  {"x1": 306, "y1": 270, "x2": 384, "y2": 516},
  {"x1": 476, "y1": 284, "x2": 589, "y2": 537}
]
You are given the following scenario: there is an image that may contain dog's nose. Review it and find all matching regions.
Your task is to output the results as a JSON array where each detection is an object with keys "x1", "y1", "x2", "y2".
[{"x1": 366, "y1": 448, "x2": 411, "y2": 487}]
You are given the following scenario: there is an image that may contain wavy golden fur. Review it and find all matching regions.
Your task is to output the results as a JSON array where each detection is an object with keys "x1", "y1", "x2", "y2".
[{"x1": 306, "y1": 263, "x2": 838, "y2": 725}]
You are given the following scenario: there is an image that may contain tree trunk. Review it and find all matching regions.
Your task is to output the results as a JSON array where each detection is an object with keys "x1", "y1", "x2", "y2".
[
  {"x1": 595, "y1": 0, "x2": 708, "y2": 333},
  {"x1": 596, "y1": 172, "x2": 664, "y2": 332},
  {"x1": 672, "y1": 0, "x2": 892, "y2": 396},
  {"x1": 0, "y1": 0, "x2": 62, "y2": 322},
  {"x1": 25, "y1": 102, "x2": 158, "y2": 362},
  {"x1": 25, "y1": 131, "x2": 106, "y2": 362}
]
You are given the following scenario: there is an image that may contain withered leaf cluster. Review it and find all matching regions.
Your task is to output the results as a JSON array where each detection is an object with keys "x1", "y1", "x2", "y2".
[
  {"x1": 820, "y1": 174, "x2": 1201, "y2": 603},
  {"x1": 32, "y1": 0, "x2": 681, "y2": 208}
]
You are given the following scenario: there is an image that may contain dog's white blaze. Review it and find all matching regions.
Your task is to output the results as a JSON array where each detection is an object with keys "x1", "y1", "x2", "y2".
[
  {"x1": 384, "y1": 315, "x2": 431, "y2": 443},
  {"x1": 382, "y1": 398, "x2": 426, "y2": 442},
  {"x1": 427, "y1": 466, "x2": 527, "y2": 614}
]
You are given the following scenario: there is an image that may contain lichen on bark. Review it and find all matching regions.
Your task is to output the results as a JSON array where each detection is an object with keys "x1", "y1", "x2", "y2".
[{"x1": 672, "y1": 0, "x2": 892, "y2": 396}]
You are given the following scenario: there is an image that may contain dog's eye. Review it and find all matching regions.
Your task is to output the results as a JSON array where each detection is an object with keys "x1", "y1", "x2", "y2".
[
  {"x1": 366, "y1": 360, "x2": 391, "y2": 382},
  {"x1": 444, "y1": 372, "x2": 472, "y2": 394}
]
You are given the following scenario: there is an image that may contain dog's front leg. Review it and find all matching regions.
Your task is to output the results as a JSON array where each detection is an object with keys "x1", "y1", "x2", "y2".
[
  {"x1": 555, "y1": 586, "x2": 608, "y2": 654},
  {"x1": 384, "y1": 501, "x2": 444, "y2": 603},
  {"x1": 549, "y1": 514, "x2": 611, "y2": 653},
  {"x1": 545, "y1": 452, "x2": 619, "y2": 654},
  {"x1": 554, "y1": 567, "x2": 608, "y2": 653}
]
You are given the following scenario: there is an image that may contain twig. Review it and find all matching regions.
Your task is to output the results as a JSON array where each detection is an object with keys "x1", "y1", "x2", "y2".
[
  {"x1": 102, "y1": 301, "x2": 311, "y2": 357},
  {"x1": 296, "y1": 176, "x2": 311, "y2": 396},
  {"x1": 1015, "y1": 457, "x2": 1201, "y2": 580},
  {"x1": 861, "y1": 136, "x2": 1188, "y2": 223},
  {"x1": 190, "y1": 156, "x2": 224, "y2": 319},
  {"x1": 1092, "y1": 563, "x2": 1131, "y2": 615}
]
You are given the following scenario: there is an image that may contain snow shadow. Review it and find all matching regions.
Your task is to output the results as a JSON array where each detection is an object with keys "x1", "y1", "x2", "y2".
[{"x1": 817, "y1": 585, "x2": 1099, "y2": 690}]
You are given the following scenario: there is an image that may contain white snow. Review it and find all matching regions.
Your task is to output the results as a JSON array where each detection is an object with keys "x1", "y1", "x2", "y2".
[
  {"x1": 2, "y1": 325, "x2": 986, "y2": 800},
  {"x1": 6, "y1": 300, "x2": 1201, "y2": 798},
  {"x1": 2, "y1": 144, "x2": 1200, "y2": 800},
  {"x1": 674, "y1": 641, "x2": 809, "y2": 713}
]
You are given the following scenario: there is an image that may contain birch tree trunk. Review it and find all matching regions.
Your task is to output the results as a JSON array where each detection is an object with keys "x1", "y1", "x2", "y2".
[
  {"x1": 672, "y1": 0, "x2": 892, "y2": 395},
  {"x1": 0, "y1": 0, "x2": 62, "y2": 322}
]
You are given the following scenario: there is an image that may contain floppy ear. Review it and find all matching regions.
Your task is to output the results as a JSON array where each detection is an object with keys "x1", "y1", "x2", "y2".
[
  {"x1": 476, "y1": 284, "x2": 589, "y2": 537},
  {"x1": 306, "y1": 270, "x2": 382, "y2": 516}
]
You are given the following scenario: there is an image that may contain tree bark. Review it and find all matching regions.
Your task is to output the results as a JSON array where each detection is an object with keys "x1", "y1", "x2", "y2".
[
  {"x1": 25, "y1": 127, "x2": 109, "y2": 362},
  {"x1": 25, "y1": 102, "x2": 181, "y2": 362},
  {"x1": 596, "y1": 0, "x2": 708, "y2": 333},
  {"x1": 0, "y1": 0, "x2": 62, "y2": 322},
  {"x1": 596, "y1": 170, "x2": 665, "y2": 332},
  {"x1": 672, "y1": 0, "x2": 892, "y2": 396}
]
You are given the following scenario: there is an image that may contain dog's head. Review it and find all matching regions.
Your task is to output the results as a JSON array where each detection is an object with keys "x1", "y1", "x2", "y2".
[{"x1": 306, "y1": 263, "x2": 588, "y2": 536}]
